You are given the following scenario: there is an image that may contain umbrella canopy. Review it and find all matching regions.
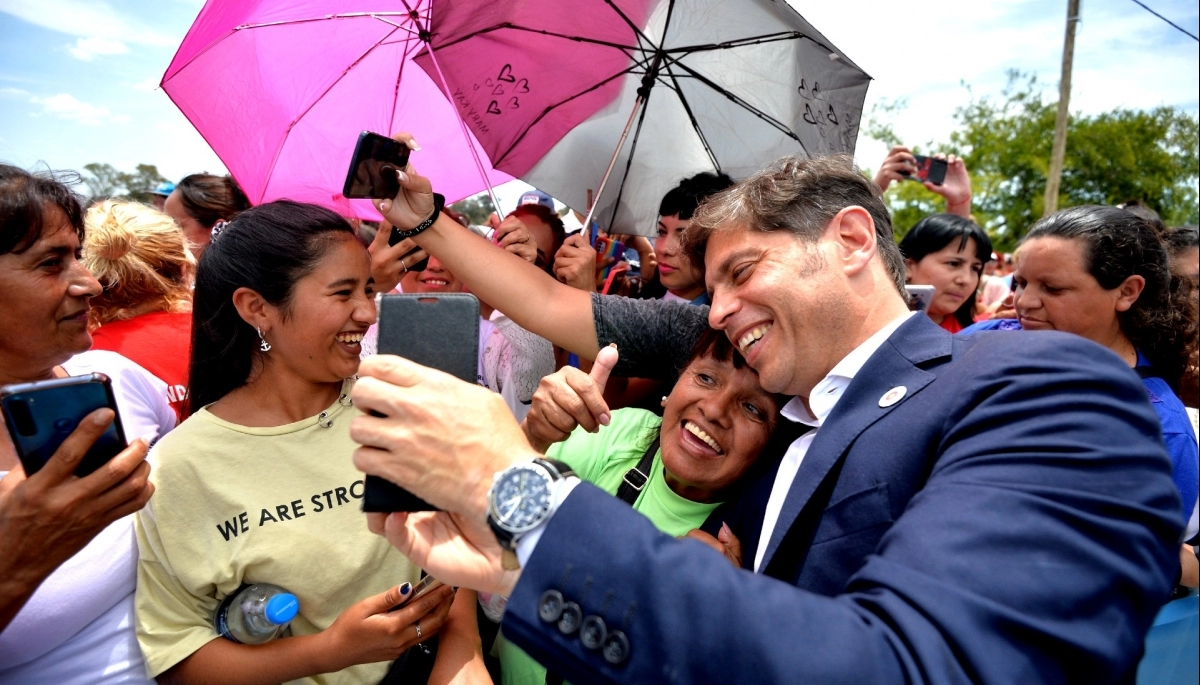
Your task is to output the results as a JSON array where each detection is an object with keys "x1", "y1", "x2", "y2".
[
  {"x1": 162, "y1": 0, "x2": 510, "y2": 219},
  {"x1": 416, "y1": 0, "x2": 870, "y2": 235}
]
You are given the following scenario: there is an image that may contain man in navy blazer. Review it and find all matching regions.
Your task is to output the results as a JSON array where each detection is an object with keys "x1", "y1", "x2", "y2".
[{"x1": 351, "y1": 155, "x2": 1183, "y2": 684}]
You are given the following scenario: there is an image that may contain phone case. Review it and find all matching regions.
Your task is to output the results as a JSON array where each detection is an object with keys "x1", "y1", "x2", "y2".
[
  {"x1": 364, "y1": 294, "x2": 480, "y2": 512},
  {"x1": 0, "y1": 374, "x2": 127, "y2": 477}
]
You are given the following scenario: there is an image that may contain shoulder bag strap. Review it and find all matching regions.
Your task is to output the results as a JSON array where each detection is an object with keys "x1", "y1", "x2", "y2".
[{"x1": 616, "y1": 436, "x2": 660, "y2": 506}]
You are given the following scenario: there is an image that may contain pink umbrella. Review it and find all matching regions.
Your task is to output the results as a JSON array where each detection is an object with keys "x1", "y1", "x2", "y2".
[{"x1": 162, "y1": 0, "x2": 511, "y2": 219}]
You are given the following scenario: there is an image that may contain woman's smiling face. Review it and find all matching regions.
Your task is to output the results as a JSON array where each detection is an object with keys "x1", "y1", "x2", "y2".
[{"x1": 658, "y1": 353, "x2": 781, "y2": 502}]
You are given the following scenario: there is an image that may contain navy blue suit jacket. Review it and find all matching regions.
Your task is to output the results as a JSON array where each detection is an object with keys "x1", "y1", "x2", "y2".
[{"x1": 502, "y1": 315, "x2": 1183, "y2": 684}]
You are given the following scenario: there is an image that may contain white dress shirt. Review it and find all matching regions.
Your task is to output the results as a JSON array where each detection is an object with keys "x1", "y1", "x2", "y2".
[{"x1": 753, "y1": 312, "x2": 914, "y2": 572}]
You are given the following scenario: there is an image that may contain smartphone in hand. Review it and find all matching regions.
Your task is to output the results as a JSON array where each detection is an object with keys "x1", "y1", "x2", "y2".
[
  {"x1": 907, "y1": 155, "x2": 948, "y2": 186},
  {"x1": 1, "y1": 374, "x2": 126, "y2": 477},
  {"x1": 343, "y1": 131, "x2": 412, "y2": 200}
]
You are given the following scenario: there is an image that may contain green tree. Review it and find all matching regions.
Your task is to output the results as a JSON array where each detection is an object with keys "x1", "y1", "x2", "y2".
[
  {"x1": 867, "y1": 72, "x2": 1200, "y2": 250},
  {"x1": 449, "y1": 193, "x2": 496, "y2": 225},
  {"x1": 82, "y1": 162, "x2": 124, "y2": 200},
  {"x1": 81, "y1": 163, "x2": 170, "y2": 204}
]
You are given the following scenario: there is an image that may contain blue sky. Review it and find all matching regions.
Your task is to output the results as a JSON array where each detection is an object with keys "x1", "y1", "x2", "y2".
[{"x1": 1, "y1": 0, "x2": 1197, "y2": 201}]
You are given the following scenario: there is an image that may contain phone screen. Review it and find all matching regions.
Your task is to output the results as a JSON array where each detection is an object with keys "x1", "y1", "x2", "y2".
[
  {"x1": 343, "y1": 132, "x2": 412, "y2": 199},
  {"x1": 0, "y1": 374, "x2": 126, "y2": 477},
  {"x1": 909, "y1": 155, "x2": 948, "y2": 186}
]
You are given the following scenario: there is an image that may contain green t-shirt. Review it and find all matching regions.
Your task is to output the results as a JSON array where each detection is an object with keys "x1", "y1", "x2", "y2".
[{"x1": 499, "y1": 408, "x2": 721, "y2": 685}]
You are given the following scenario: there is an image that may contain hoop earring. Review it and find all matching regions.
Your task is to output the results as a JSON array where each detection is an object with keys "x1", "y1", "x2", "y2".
[{"x1": 257, "y1": 327, "x2": 271, "y2": 352}]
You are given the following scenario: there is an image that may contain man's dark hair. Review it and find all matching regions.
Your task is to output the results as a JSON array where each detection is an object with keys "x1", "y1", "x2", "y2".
[
  {"x1": 1118, "y1": 200, "x2": 1165, "y2": 236},
  {"x1": 187, "y1": 200, "x2": 354, "y2": 415},
  {"x1": 659, "y1": 171, "x2": 735, "y2": 220},
  {"x1": 683, "y1": 155, "x2": 905, "y2": 295},
  {"x1": 1163, "y1": 225, "x2": 1198, "y2": 257},
  {"x1": 0, "y1": 164, "x2": 85, "y2": 255}
]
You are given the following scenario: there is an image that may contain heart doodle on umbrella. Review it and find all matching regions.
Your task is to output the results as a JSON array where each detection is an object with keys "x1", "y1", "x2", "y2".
[
  {"x1": 507, "y1": 97, "x2": 520, "y2": 110},
  {"x1": 487, "y1": 101, "x2": 502, "y2": 115},
  {"x1": 515, "y1": 78, "x2": 530, "y2": 93},
  {"x1": 797, "y1": 79, "x2": 810, "y2": 100},
  {"x1": 485, "y1": 78, "x2": 494, "y2": 87},
  {"x1": 497, "y1": 64, "x2": 516, "y2": 83},
  {"x1": 803, "y1": 103, "x2": 818, "y2": 125},
  {"x1": 473, "y1": 83, "x2": 480, "y2": 91},
  {"x1": 826, "y1": 105, "x2": 838, "y2": 126},
  {"x1": 492, "y1": 84, "x2": 505, "y2": 96}
]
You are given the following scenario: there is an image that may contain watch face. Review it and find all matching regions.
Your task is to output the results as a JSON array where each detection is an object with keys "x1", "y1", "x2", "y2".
[{"x1": 490, "y1": 464, "x2": 553, "y2": 533}]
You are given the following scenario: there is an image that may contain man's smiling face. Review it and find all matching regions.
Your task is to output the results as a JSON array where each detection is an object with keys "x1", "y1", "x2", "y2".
[{"x1": 703, "y1": 226, "x2": 848, "y2": 398}]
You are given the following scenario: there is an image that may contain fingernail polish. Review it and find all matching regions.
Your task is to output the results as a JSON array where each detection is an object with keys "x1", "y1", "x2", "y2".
[
  {"x1": 397, "y1": 170, "x2": 409, "y2": 183},
  {"x1": 409, "y1": 138, "x2": 422, "y2": 151},
  {"x1": 399, "y1": 582, "x2": 412, "y2": 596}
]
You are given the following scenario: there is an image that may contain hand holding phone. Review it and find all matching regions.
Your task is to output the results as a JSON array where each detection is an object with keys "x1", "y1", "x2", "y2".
[
  {"x1": 907, "y1": 155, "x2": 948, "y2": 186},
  {"x1": 343, "y1": 132, "x2": 413, "y2": 200},
  {"x1": 2, "y1": 374, "x2": 127, "y2": 477}
]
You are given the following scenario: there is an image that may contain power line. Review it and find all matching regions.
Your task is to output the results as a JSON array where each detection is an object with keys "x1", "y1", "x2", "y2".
[{"x1": 1128, "y1": 0, "x2": 1199, "y2": 41}]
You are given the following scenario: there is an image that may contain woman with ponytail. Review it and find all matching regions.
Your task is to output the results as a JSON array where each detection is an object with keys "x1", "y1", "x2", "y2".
[{"x1": 84, "y1": 200, "x2": 194, "y2": 418}]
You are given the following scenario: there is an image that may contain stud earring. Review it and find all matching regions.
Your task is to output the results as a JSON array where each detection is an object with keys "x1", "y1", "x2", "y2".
[
  {"x1": 660, "y1": 395, "x2": 668, "y2": 407},
  {"x1": 257, "y1": 327, "x2": 271, "y2": 352}
]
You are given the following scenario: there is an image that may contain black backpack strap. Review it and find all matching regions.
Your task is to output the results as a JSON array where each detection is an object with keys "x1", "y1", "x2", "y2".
[{"x1": 616, "y1": 436, "x2": 659, "y2": 505}]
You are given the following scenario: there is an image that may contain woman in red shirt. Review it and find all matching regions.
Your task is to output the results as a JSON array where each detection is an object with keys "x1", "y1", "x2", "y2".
[
  {"x1": 84, "y1": 200, "x2": 194, "y2": 418},
  {"x1": 898, "y1": 214, "x2": 992, "y2": 333}
]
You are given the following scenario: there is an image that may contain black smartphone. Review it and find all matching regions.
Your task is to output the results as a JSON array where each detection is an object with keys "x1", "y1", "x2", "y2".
[
  {"x1": 908, "y1": 155, "x2": 948, "y2": 186},
  {"x1": 343, "y1": 131, "x2": 411, "y2": 200},
  {"x1": 1, "y1": 374, "x2": 127, "y2": 478},
  {"x1": 363, "y1": 293, "x2": 480, "y2": 512}
]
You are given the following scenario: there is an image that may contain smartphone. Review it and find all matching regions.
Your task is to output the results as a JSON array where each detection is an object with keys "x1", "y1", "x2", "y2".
[
  {"x1": 1, "y1": 374, "x2": 127, "y2": 478},
  {"x1": 363, "y1": 294, "x2": 480, "y2": 512},
  {"x1": 905, "y1": 284, "x2": 937, "y2": 312},
  {"x1": 343, "y1": 131, "x2": 412, "y2": 200},
  {"x1": 908, "y1": 155, "x2": 947, "y2": 186},
  {"x1": 594, "y1": 236, "x2": 626, "y2": 281}
]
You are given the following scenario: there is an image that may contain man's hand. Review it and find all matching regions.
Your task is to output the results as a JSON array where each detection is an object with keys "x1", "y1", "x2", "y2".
[
  {"x1": 492, "y1": 216, "x2": 537, "y2": 264},
  {"x1": 351, "y1": 355, "x2": 539, "y2": 521},
  {"x1": 553, "y1": 233, "x2": 605, "y2": 292},
  {"x1": 925, "y1": 153, "x2": 972, "y2": 217},
  {"x1": 522, "y1": 344, "x2": 618, "y2": 452},
  {"x1": 369, "y1": 510, "x2": 522, "y2": 596},
  {"x1": 368, "y1": 219, "x2": 428, "y2": 293}
]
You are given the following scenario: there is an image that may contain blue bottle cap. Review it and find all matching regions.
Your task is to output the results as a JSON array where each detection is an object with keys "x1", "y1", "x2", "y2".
[{"x1": 264, "y1": 593, "x2": 299, "y2": 625}]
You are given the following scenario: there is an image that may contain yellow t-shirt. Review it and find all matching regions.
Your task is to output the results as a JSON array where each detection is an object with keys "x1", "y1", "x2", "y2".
[{"x1": 134, "y1": 382, "x2": 419, "y2": 684}]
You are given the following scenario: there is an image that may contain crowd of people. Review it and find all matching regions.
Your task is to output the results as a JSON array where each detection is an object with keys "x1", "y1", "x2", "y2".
[{"x1": 0, "y1": 126, "x2": 1196, "y2": 685}]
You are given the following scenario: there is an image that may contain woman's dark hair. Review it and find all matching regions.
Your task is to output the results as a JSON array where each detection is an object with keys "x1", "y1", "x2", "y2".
[
  {"x1": 0, "y1": 164, "x2": 85, "y2": 255},
  {"x1": 1163, "y1": 225, "x2": 1198, "y2": 257},
  {"x1": 1118, "y1": 200, "x2": 1165, "y2": 236},
  {"x1": 683, "y1": 328, "x2": 787, "y2": 406},
  {"x1": 659, "y1": 171, "x2": 735, "y2": 220},
  {"x1": 187, "y1": 200, "x2": 355, "y2": 415},
  {"x1": 898, "y1": 213, "x2": 993, "y2": 328},
  {"x1": 176, "y1": 173, "x2": 252, "y2": 229},
  {"x1": 1024, "y1": 205, "x2": 1198, "y2": 391}
]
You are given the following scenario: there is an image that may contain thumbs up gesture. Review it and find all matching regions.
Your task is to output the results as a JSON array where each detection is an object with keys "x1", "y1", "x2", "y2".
[{"x1": 521, "y1": 344, "x2": 619, "y2": 453}]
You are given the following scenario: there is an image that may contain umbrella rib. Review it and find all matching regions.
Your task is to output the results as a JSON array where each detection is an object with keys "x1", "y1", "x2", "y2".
[
  {"x1": 428, "y1": 22, "x2": 641, "y2": 53},
  {"x1": 664, "y1": 31, "x2": 819, "y2": 54},
  {"x1": 260, "y1": 25, "x2": 413, "y2": 201},
  {"x1": 600, "y1": 0, "x2": 655, "y2": 49},
  {"x1": 669, "y1": 60, "x2": 807, "y2": 156},
  {"x1": 492, "y1": 67, "x2": 636, "y2": 168},
  {"x1": 604, "y1": 86, "x2": 655, "y2": 232},
  {"x1": 235, "y1": 13, "x2": 420, "y2": 32},
  {"x1": 662, "y1": 62, "x2": 719, "y2": 171}
]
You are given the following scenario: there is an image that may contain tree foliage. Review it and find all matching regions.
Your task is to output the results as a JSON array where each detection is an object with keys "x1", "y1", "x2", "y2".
[
  {"x1": 80, "y1": 163, "x2": 170, "y2": 204},
  {"x1": 449, "y1": 194, "x2": 496, "y2": 225},
  {"x1": 866, "y1": 72, "x2": 1199, "y2": 250}
]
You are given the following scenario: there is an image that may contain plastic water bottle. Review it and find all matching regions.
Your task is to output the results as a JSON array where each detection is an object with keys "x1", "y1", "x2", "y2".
[{"x1": 215, "y1": 583, "x2": 300, "y2": 644}]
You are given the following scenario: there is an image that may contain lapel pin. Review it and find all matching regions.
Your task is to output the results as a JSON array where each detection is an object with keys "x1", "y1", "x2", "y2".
[{"x1": 879, "y1": 386, "x2": 907, "y2": 408}]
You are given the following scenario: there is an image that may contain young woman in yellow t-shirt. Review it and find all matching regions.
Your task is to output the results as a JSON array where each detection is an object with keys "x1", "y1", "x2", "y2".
[{"x1": 134, "y1": 200, "x2": 455, "y2": 685}]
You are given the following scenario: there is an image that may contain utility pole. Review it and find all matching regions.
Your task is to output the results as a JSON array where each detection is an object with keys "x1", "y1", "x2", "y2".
[{"x1": 1044, "y1": 0, "x2": 1081, "y2": 216}]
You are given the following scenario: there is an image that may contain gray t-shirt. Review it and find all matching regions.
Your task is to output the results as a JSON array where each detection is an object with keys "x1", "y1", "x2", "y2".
[{"x1": 590, "y1": 292, "x2": 710, "y2": 380}]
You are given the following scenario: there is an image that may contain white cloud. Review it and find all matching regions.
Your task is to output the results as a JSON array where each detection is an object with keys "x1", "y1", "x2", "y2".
[
  {"x1": 67, "y1": 36, "x2": 130, "y2": 61},
  {"x1": 0, "y1": 86, "x2": 30, "y2": 97},
  {"x1": 0, "y1": 0, "x2": 175, "y2": 46},
  {"x1": 30, "y1": 93, "x2": 128, "y2": 126},
  {"x1": 132, "y1": 76, "x2": 160, "y2": 92}
]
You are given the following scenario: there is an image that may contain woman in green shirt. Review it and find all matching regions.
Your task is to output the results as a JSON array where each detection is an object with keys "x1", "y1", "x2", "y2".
[{"x1": 492, "y1": 327, "x2": 785, "y2": 685}]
